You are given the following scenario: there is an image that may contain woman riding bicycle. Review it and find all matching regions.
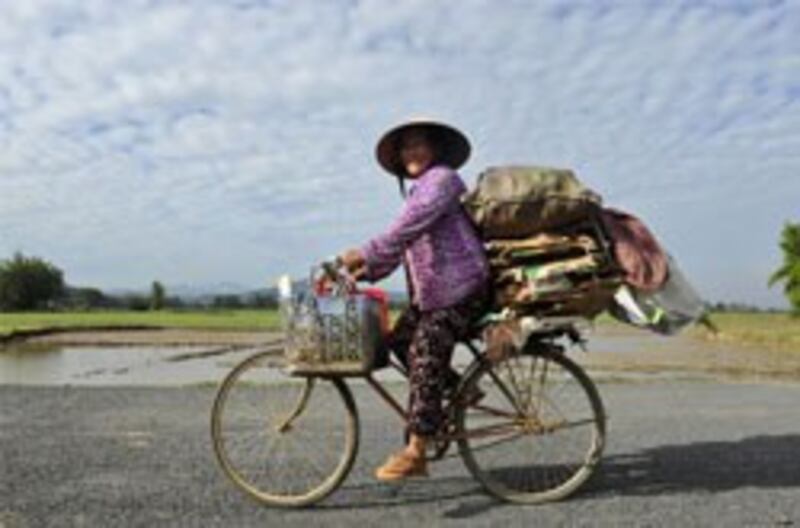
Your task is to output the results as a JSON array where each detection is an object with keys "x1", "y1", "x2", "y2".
[{"x1": 339, "y1": 118, "x2": 489, "y2": 481}]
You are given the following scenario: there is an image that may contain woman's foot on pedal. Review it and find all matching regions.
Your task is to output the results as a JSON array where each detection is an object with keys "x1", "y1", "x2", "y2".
[{"x1": 374, "y1": 450, "x2": 428, "y2": 481}]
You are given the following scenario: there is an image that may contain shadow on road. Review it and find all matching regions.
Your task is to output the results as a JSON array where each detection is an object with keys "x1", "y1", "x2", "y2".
[
  {"x1": 316, "y1": 475, "x2": 485, "y2": 507},
  {"x1": 589, "y1": 434, "x2": 800, "y2": 497},
  {"x1": 288, "y1": 434, "x2": 800, "y2": 519},
  {"x1": 307, "y1": 474, "x2": 507, "y2": 518}
]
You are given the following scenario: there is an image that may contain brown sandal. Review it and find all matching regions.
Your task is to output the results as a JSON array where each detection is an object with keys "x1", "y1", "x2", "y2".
[{"x1": 374, "y1": 450, "x2": 428, "y2": 481}]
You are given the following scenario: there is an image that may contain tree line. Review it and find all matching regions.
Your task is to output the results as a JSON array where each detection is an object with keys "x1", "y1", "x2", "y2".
[{"x1": 0, "y1": 252, "x2": 278, "y2": 312}]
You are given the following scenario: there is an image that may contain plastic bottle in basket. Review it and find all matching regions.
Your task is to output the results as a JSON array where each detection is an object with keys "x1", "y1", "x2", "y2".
[
  {"x1": 277, "y1": 275, "x2": 296, "y2": 358},
  {"x1": 278, "y1": 274, "x2": 317, "y2": 363},
  {"x1": 277, "y1": 275, "x2": 294, "y2": 325}
]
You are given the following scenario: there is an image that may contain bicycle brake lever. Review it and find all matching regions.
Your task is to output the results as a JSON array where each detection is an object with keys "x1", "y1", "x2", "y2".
[
  {"x1": 567, "y1": 327, "x2": 588, "y2": 352},
  {"x1": 320, "y1": 259, "x2": 339, "y2": 281}
]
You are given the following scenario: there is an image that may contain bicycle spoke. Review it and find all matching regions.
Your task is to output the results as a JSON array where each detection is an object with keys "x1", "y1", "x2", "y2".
[
  {"x1": 534, "y1": 357, "x2": 550, "y2": 415},
  {"x1": 457, "y1": 351, "x2": 605, "y2": 504},
  {"x1": 469, "y1": 402, "x2": 519, "y2": 420},
  {"x1": 524, "y1": 354, "x2": 540, "y2": 412},
  {"x1": 459, "y1": 430, "x2": 527, "y2": 454},
  {"x1": 506, "y1": 353, "x2": 528, "y2": 407},
  {"x1": 486, "y1": 365, "x2": 526, "y2": 415},
  {"x1": 211, "y1": 351, "x2": 359, "y2": 507},
  {"x1": 458, "y1": 420, "x2": 521, "y2": 440}
]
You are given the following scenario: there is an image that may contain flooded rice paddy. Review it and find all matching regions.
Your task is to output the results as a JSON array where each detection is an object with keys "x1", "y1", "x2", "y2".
[
  {"x1": 0, "y1": 344, "x2": 271, "y2": 386},
  {"x1": 0, "y1": 326, "x2": 795, "y2": 386}
]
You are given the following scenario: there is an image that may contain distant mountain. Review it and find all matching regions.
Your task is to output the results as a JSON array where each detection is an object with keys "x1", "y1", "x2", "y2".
[
  {"x1": 165, "y1": 282, "x2": 254, "y2": 300},
  {"x1": 104, "y1": 280, "x2": 407, "y2": 304}
]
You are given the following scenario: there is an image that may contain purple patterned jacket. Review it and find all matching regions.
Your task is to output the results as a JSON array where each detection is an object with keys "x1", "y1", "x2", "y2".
[{"x1": 361, "y1": 165, "x2": 489, "y2": 311}]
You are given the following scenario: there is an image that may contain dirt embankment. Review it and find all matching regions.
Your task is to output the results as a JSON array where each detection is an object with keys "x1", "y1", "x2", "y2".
[
  {"x1": 581, "y1": 324, "x2": 800, "y2": 381},
  {"x1": 7, "y1": 328, "x2": 282, "y2": 348}
]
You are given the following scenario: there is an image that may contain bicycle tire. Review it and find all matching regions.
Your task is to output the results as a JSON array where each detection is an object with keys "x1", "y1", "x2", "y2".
[
  {"x1": 456, "y1": 348, "x2": 605, "y2": 504},
  {"x1": 211, "y1": 350, "x2": 359, "y2": 507}
]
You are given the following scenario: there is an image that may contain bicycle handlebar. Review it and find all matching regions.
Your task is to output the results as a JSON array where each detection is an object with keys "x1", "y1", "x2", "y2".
[{"x1": 314, "y1": 258, "x2": 357, "y2": 295}]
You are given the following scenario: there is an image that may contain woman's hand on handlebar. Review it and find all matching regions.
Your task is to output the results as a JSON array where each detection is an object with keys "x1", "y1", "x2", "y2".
[{"x1": 338, "y1": 248, "x2": 367, "y2": 280}]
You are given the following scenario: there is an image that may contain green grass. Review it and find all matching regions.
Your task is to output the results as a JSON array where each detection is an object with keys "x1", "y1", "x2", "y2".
[
  {"x1": 689, "y1": 312, "x2": 800, "y2": 352},
  {"x1": 0, "y1": 309, "x2": 281, "y2": 337},
  {"x1": 4, "y1": 309, "x2": 797, "y2": 353},
  {"x1": 592, "y1": 311, "x2": 800, "y2": 352}
]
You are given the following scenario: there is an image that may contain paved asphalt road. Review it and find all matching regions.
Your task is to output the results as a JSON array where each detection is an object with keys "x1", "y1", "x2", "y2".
[{"x1": 2, "y1": 373, "x2": 800, "y2": 527}]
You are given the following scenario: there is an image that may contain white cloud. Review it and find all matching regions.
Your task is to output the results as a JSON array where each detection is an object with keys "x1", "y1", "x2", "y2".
[{"x1": 0, "y1": 0, "x2": 797, "y2": 306}]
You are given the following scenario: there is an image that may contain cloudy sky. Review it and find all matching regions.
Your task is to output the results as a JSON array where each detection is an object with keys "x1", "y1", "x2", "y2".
[{"x1": 0, "y1": 0, "x2": 797, "y2": 307}]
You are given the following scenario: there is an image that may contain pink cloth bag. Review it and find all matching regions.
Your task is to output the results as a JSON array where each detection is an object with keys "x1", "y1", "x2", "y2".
[{"x1": 600, "y1": 208, "x2": 669, "y2": 293}]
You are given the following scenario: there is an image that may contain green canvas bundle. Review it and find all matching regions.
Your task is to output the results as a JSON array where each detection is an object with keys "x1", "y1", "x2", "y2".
[{"x1": 462, "y1": 165, "x2": 602, "y2": 240}]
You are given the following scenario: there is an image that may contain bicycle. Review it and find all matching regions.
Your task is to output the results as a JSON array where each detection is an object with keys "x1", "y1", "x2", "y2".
[{"x1": 210, "y1": 263, "x2": 607, "y2": 507}]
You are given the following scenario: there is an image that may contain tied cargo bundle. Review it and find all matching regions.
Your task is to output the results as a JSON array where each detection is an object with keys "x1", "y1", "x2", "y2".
[
  {"x1": 462, "y1": 164, "x2": 706, "y2": 336},
  {"x1": 486, "y1": 232, "x2": 622, "y2": 319},
  {"x1": 462, "y1": 165, "x2": 620, "y2": 320}
]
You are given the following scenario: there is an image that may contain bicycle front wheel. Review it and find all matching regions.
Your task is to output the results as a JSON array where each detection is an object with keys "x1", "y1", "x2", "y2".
[
  {"x1": 456, "y1": 349, "x2": 605, "y2": 504},
  {"x1": 211, "y1": 351, "x2": 359, "y2": 507}
]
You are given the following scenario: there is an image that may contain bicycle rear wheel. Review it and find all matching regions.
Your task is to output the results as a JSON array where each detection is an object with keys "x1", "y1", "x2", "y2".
[
  {"x1": 456, "y1": 348, "x2": 605, "y2": 504},
  {"x1": 211, "y1": 351, "x2": 359, "y2": 507}
]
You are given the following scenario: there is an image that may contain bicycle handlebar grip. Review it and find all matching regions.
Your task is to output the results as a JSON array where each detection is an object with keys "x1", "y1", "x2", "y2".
[{"x1": 320, "y1": 259, "x2": 339, "y2": 281}]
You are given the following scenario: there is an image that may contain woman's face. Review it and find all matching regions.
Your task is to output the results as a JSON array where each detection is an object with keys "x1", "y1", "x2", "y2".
[{"x1": 399, "y1": 130, "x2": 435, "y2": 178}]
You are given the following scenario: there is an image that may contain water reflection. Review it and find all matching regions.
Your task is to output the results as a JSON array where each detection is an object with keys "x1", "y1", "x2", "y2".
[
  {"x1": 0, "y1": 344, "x2": 268, "y2": 386},
  {"x1": 0, "y1": 329, "x2": 767, "y2": 387},
  {"x1": 0, "y1": 343, "x2": 64, "y2": 385}
]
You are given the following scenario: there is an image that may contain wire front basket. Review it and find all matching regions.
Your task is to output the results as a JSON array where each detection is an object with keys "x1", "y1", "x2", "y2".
[{"x1": 278, "y1": 268, "x2": 386, "y2": 375}]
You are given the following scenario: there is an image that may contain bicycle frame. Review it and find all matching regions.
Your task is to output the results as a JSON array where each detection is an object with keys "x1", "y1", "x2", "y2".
[
  {"x1": 359, "y1": 336, "x2": 573, "y2": 447},
  {"x1": 362, "y1": 339, "x2": 485, "y2": 426},
  {"x1": 277, "y1": 338, "x2": 492, "y2": 448}
]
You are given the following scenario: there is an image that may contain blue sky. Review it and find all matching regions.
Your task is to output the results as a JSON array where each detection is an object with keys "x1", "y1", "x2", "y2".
[{"x1": 0, "y1": 0, "x2": 798, "y2": 307}]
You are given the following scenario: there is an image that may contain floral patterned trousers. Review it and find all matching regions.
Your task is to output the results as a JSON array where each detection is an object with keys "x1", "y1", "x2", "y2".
[{"x1": 385, "y1": 291, "x2": 487, "y2": 436}]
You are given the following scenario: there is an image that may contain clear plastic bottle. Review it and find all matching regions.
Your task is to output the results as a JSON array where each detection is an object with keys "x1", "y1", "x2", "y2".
[{"x1": 277, "y1": 275, "x2": 297, "y2": 360}]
